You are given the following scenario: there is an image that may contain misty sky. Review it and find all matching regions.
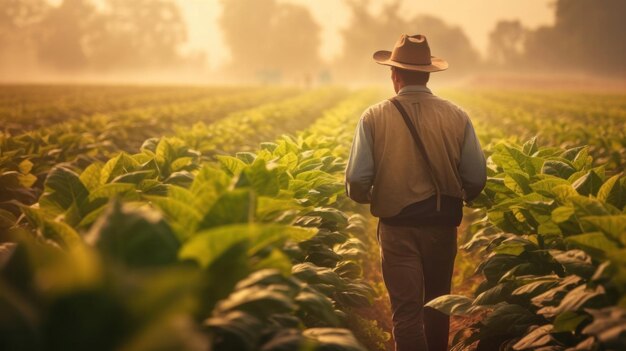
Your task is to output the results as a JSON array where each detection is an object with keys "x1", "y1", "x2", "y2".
[{"x1": 177, "y1": 0, "x2": 555, "y2": 68}]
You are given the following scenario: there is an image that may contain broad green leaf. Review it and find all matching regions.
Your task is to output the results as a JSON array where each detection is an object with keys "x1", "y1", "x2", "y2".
[
  {"x1": 39, "y1": 165, "x2": 89, "y2": 215},
  {"x1": 84, "y1": 200, "x2": 179, "y2": 267},
  {"x1": 565, "y1": 232, "x2": 620, "y2": 258},
  {"x1": 552, "y1": 206, "x2": 575, "y2": 223},
  {"x1": 494, "y1": 242, "x2": 526, "y2": 256},
  {"x1": 88, "y1": 183, "x2": 137, "y2": 201},
  {"x1": 170, "y1": 156, "x2": 193, "y2": 171},
  {"x1": 198, "y1": 189, "x2": 255, "y2": 230},
  {"x1": 542, "y1": 159, "x2": 576, "y2": 179},
  {"x1": 597, "y1": 173, "x2": 624, "y2": 209},
  {"x1": 100, "y1": 152, "x2": 141, "y2": 184},
  {"x1": 80, "y1": 162, "x2": 104, "y2": 191},
  {"x1": 552, "y1": 184, "x2": 578, "y2": 204},
  {"x1": 21, "y1": 206, "x2": 82, "y2": 248},
  {"x1": 580, "y1": 215, "x2": 626, "y2": 244},
  {"x1": 180, "y1": 224, "x2": 316, "y2": 268},
  {"x1": 530, "y1": 177, "x2": 571, "y2": 197},
  {"x1": 425, "y1": 294, "x2": 475, "y2": 316},
  {"x1": 236, "y1": 159, "x2": 280, "y2": 197},
  {"x1": 145, "y1": 195, "x2": 202, "y2": 240},
  {"x1": 278, "y1": 153, "x2": 298, "y2": 171},
  {"x1": 504, "y1": 171, "x2": 531, "y2": 195},
  {"x1": 573, "y1": 170, "x2": 604, "y2": 196},
  {"x1": 235, "y1": 152, "x2": 257, "y2": 164},
  {"x1": 522, "y1": 136, "x2": 538, "y2": 156},
  {"x1": 214, "y1": 285, "x2": 296, "y2": 318},
  {"x1": 155, "y1": 138, "x2": 174, "y2": 166},
  {"x1": 217, "y1": 155, "x2": 247, "y2": 176}
]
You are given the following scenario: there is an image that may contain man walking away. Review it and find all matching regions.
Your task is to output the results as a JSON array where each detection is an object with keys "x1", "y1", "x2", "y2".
[{"x1": 345, "y1": 34, "x2": 487, "y2": 351}]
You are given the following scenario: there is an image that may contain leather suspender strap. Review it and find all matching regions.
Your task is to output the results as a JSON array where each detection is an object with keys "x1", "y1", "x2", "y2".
[{"x1": 389, "y1": 97, "x2": 441, "y2": 211}]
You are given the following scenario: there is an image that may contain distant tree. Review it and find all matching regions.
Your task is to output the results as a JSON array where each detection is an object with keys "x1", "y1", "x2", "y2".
[
  {"x1": 35, "y1": 0, "x2": 101, "y2": 71},
  {"x1": 89, "y1": 0, "x2": 190, "y2": 71},
  {"x1": 487, "y1": 20, "x2": 527, "y2": 67},
  {"x1": 524, "y1": 0, "x2": 626, "y2": 74},
  {"x1": 219, "y1": 0, "x2": 321, "y2": 82},
  {"x1": 335, "y1": 0, "x2": 480, "y2": 82},
  {"x1": 407, "y1": 15, "x2": 480, "y2": 74},
  {"x1": 0, "y1": 0, "x2": 48, "y2": 70}
]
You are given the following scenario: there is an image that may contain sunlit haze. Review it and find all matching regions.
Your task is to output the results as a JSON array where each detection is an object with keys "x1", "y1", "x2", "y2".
[{"x1": 179, "y1": 0, "x2": 555, "y2": 68}]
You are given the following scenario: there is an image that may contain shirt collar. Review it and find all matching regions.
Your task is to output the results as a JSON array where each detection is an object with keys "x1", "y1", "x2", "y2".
[{"x1": 398, "y1": 85, "x2": 432, "y2": 95}]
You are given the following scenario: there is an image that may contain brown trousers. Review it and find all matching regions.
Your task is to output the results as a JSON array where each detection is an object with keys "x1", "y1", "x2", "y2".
[{"x1": 377, "y1": 221, "x2": 457, "y2": 351}]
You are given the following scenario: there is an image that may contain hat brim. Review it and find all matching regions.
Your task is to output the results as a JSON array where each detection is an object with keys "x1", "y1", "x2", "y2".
[{"x1": 373, "y1": 50, "x2": 448, "y2": 72}]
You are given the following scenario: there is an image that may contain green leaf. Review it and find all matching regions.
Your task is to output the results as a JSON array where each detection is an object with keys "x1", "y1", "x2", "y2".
[
  {"x1": 530, "y1": 177, "x2": 571, "y2": 197},
  {"x1": 235, "y1": 152, "x2": 257, "y2": 164},
  {"x1": 552, "y1": 206, "x2": 575, "y2": 223},
  {"x1": 100, "y1": 153, "x2": 140, "y2": 184},
  {"x1": 39, "y1": 165, "x2": 89, "y2": 215},
  {"x1": 425, "y1": 294, "x2": 475, "y2": 316},
  {"x1": 21, "y1": 206, "x2": 82, "y2": 248},
  {"x1": 88, "y1": 183, "x2": 137, "y2": 202},
  {"x1": 217, "y1": 155, "x2": 247, "y2": 176},
  {"x1": 494, "y1": 242, "x2": 526, "y2": 256},
  {"x1": 180, "y1": 224, "x2": 316, "y2": 268},
  {"x1": 236, "y1": 159, "x2": 280, "y2": 197},
  {"x1": 504, "y1": 171, "x2": 532, "y2": 195},
  {"x1": 597, "y1": 173, "x2": 624, "y2": 209},
  {"x1": 573, "y1": 170, "x2": 604, "y2": 196},
  {"x1": 522, "y1": 137, "x2": 538, "y2": 156},
  {"x1": 84, "y1": 199, "x2": 179, "y2": 267},
  {"x1": 492, "y1": 143, "x2": 544, "y2": 176},
  {"x1": 80, "y1": 162, "x2": 104, "y2": 192},
  {"x1": 198, "y1": 189, "x2": 255, "y2": 230},
  {"x1": 542, "y1": 159, "x2": 576, "y2": 179},
  {"x1": 580, "y1": 215, "x2": 626, "y2": 244},
  {"x1": 553, "y1": 311, "x2": 589, "y2": 333},
  {"x1": 565, "y1": 232, "x2": 620, "y2": 258},
  {"x1": 215, "y1": 285, "x2": 296, "y2": 319}
]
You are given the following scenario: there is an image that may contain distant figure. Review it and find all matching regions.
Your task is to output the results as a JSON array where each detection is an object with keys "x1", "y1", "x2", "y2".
[{"x1": 345, "y1": 34, "x2": 486, "y2": 351}]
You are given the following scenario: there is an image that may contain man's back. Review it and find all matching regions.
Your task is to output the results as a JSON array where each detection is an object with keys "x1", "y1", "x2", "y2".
[
  {"x1": 346, "y1": 84, "x2": 486, "y2": 222},
  {"x1": 358, "y1": 86, "x2": 471, "y2": 218}
]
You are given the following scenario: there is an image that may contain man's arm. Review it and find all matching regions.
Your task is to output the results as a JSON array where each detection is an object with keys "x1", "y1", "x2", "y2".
[
  {"x1": 459, "y1": 119, "x2": 487, "y2": 202},
  {"x1": 345, "y1": 112, "x2": 375, "y2": 204}
]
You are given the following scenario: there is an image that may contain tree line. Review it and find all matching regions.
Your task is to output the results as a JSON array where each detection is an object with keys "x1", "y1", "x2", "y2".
[{"x1": 1, "y1": 0, "x2": 623, "y2": 83}]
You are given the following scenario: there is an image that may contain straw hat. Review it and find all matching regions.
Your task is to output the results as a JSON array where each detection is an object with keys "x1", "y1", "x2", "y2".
[{"x1": 373, "y1": 34, "x2": 448, "y2": 72}]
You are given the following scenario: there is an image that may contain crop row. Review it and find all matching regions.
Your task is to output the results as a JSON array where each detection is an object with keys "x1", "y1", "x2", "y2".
[
  {"x1": 0, "y1": 88, "x2": 342, "y2": 218},
  {"x1": 0, "y1": 90, "x2": 385, "y2": 350},
  {"x1": 429, "y1": 137, "x2": 626, "y2": 350},
  {"x1": 0, "y1": 85, "x2": 285, "y2": 131},
  {"x1": 442, "y1": 89, "x2": 626, "y2": 171}
]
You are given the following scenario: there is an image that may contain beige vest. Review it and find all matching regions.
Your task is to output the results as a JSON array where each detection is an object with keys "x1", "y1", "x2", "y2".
[{"x1": 362, "y1": 92, "x2": 469, "y2": 217}]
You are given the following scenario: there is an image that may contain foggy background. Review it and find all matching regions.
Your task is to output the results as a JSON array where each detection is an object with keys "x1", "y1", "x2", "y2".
[{"x1": 1, "y1": 0, "x2": 625, "y2": 86}]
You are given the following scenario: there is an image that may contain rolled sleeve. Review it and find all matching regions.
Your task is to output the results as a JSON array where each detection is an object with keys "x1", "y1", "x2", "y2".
[
  {"x1": 459, "y1": 119, "x2": 487, "y2": 201},
  {"x1": 345, "y1": 112, "x2": 375, "y2": 204}
]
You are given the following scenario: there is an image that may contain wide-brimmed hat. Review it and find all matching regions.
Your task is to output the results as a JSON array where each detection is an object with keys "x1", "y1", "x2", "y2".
[{"x1": 373, "y1": 34, "x2": 448, "y2": 72}]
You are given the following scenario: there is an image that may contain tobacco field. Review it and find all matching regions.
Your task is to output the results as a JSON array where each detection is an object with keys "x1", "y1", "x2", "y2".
[{"x1": 1, "y1": 85, "x2": 625, "y2": 351}]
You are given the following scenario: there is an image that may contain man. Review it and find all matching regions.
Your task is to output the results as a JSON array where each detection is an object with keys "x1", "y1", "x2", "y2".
[{"x1": 345, "y1": 34, "x2": 486, "y2": 351}]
